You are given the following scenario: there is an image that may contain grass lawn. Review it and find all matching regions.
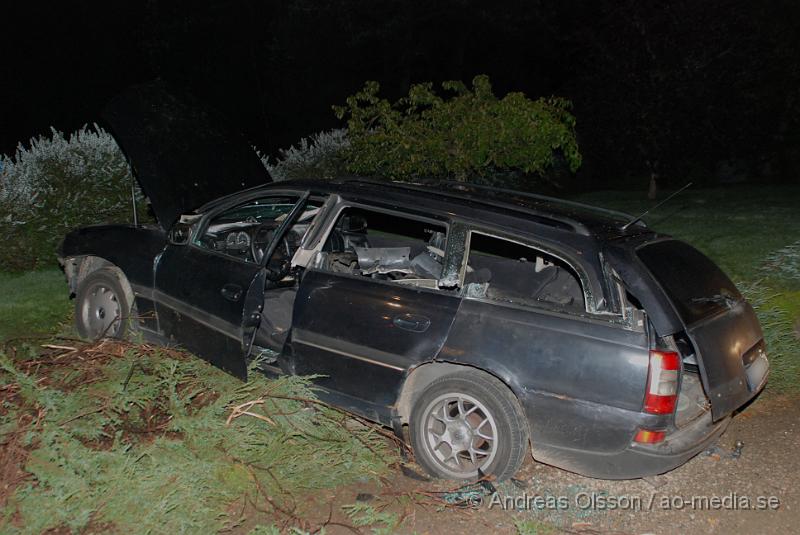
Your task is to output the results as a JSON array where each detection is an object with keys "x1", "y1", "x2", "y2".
[
  {"x1": 0, "y1": 269, "x2": 71, "y2": 342},
  {"x1": 574, "y1": 184, "x2": 800, "y2": 282}
]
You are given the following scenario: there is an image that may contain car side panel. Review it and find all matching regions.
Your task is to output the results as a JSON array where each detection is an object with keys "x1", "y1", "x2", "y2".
[
  {"x1": 59, "y1": 224, "x2": 167, "y2": 289},
  {"x1": 438, "y1": 299, "x2": 655, "y2": 455},
  {"x1": 59, "y1": 224, "x2": 168, "y2": 336},
  {"x1": 288, "y1": 269, "x2": 461, "y2": 408}
]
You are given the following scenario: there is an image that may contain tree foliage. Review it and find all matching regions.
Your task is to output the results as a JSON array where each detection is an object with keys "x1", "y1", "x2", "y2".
[{"x1": 334, "y1": 75, "x2": 581, "y2": 186}]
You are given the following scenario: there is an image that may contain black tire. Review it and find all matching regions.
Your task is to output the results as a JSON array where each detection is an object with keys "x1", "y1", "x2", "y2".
[
  {"x1": 409, "y1": 369, "x2": 529, "y2": 481},
  {"x1": 75, "y1": 268, "x2": 131, "y2": 340}
]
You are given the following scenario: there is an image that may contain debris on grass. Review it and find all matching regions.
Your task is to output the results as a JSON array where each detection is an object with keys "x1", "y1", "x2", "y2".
[
  {"x1": 0, "y1": 414, "x2": 36, "y2": 512},
  {"x1": 0, "y1": 338, "x2": 397, "y2": 533},
  {"x1": 342, "y1": 502, "x2": 401, "y2": 533},
  {"x1": 435, "y1": 479, "x2": 496, "y2": 508}
]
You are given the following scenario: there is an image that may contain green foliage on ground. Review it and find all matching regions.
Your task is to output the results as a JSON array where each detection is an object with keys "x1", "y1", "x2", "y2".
[
  {"x1": 334, "y1": 75, "x2": 581, "y2": 187},
  {"x1": 0, "y1": 344, "x2": 393, "y2": 533},
  {"x1": 576, "y1": 186, "x2": 800, "y2": 282},
  {"x1": 576, "y1": 185, "x2": 800, "y2": 393},
  {"x1": 341, "y1": 502, "x2": 401, "y2": 534},
  {"x1": 515, "y1": 518, "x2": 556, "y2": 535}
]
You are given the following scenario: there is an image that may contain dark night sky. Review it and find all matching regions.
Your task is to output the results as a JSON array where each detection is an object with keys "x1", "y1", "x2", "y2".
[{"x1": 3, "y1": 0, "x2": 799, "y2": 188}]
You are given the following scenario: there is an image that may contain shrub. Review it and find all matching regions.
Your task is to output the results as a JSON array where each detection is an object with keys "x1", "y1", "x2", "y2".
[
  {"x1": 0, "y1": 343, "x2": 392, "y2": 532},
  {"x1": 261, "y1": 128, "x2": 350, "y2": 181},
  {"x1": 333, "y1": 75, "x2": 581, "y2": 189},
  {"x1": 0, "y1": 125, "x2": 142, "y2": 271}
]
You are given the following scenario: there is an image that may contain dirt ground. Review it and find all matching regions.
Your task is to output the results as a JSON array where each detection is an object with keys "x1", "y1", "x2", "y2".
[{"x1": 268, "y1": 392, "x2": 799, "y2": 534}]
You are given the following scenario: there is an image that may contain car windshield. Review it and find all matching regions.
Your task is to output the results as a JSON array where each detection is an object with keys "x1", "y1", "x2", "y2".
[{"x1": 215, "y1": 202, "x2": 296, "y2": 223}]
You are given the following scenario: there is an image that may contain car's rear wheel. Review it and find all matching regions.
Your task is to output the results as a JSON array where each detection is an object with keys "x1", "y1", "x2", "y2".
[
  {"x1": 75, "y1": 268, "x2": 131, "y2": 340},
  {"x1": 409, "y1": 370, "x2": 529, "y2": 481}
]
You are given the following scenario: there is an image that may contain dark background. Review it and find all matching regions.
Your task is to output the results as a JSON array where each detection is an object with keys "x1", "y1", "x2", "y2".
[{"x1": 2, "y1": 0, "x2": 799, "y2": 189}]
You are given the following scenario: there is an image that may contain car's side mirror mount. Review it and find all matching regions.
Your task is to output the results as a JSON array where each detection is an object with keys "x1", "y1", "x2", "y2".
[{"x1": 168, "y1": 222, "x2": 193, "y2": 245}]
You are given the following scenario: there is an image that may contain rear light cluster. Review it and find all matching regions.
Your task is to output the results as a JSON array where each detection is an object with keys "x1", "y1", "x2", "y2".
[
  {"x1": 644, "y1": 350, "x2": 680, "y2": 414},
  {"x1": 634, "y1": 350, "x2": 681, "y2": 445}
]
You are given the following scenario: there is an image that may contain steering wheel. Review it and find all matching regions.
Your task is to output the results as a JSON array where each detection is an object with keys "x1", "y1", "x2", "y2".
[{"x1": 251, "y1": 221, "x2": 293, "y2": 278}]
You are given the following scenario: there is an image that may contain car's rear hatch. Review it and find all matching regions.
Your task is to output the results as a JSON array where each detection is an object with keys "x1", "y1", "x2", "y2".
[{"x1": 636, "y1": 239, "x2": 768, "y2": 421}]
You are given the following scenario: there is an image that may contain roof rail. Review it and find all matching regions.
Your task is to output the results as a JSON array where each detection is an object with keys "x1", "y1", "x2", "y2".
[
  {"x1": 342, "y1": 179, "x2": 593, "y2": 235},
  {"x1": 411, "y1": 179, "x2": 637, "y2": 222}
]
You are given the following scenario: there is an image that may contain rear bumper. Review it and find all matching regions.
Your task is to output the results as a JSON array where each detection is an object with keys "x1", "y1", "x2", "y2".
[{"x1": 531, "y1": 410, "x2": 730, "y2": 480}]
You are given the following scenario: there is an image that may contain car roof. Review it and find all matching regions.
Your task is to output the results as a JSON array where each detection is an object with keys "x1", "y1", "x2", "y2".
[
  {"x1": 196, "y1": 178, "x2": 656, "y2": 312},
  {"x1": 239, "y1": 178, "x2": 647, "y2": 242}
]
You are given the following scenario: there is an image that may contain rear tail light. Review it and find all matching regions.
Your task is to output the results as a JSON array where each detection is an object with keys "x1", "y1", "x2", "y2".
[
  {"x1": 644, "y1": 350, "x2": 680, "y2": 414},
  {"x1": 634, "y1": 428, "x2": 666, "y2": 444}
]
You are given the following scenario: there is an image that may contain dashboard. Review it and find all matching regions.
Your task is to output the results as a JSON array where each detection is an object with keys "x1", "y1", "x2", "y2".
[
  {"x1": 194, "y1": 201, "x2": 320, "y2": 264},
  {"x1": 198, "y1": 221, "x2": 256, "y2": 258},
  {"x1": 198, "y1": 220, "x2": 307, "y2": 263}
]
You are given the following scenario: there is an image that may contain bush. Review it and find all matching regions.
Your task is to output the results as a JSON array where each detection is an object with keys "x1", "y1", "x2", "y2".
[
  {"x1": 0, "y1": 343, "x2": 392, "y2": 532},
  {"x1": 0, "y1": 125, "x2": 142, "y2": 271},
  {"x1": 334, "y1": 74, "x2": 581, "y2": 189},
  {"x1": 261, "y1": 128, "x2": 350, "y2": 181}
]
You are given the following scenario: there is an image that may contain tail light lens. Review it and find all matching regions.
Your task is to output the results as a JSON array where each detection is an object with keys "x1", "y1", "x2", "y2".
[
  {"x1": 644, "y1": 350, "x2": 680, "y2": 414},
  {"x1": 634, "y1": 428, "x2": 666, "y2": 444}
]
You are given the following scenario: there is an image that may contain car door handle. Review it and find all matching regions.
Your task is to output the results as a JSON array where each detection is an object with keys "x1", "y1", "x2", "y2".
[
  {"x1": 393, "y1": 313, "x2": 431, "y2": 333},
  {"x1": 220, "y1": 283, "x2": 243, "y2": 302}
]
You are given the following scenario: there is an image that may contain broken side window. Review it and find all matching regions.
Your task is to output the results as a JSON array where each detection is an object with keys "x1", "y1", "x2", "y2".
[
  {"x1": 464, "y1": 233, "x2": 585, "y2": 312},
  {"x1": 314, "y1": 206, "x2": 449, "y2": 290}
]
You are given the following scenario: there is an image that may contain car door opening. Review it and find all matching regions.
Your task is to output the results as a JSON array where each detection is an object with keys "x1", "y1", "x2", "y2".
[{"x1": 312, "y1": 207, "x2": 451, "y2": 291}]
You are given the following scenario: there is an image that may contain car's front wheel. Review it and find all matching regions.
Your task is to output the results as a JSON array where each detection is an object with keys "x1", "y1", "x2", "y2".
[
  {"x1": 75, "y1": 268, "x2": 131, "y2": 340},
  {"x1": 409, "y1": 370, "x2": 529, "y2": 481}
]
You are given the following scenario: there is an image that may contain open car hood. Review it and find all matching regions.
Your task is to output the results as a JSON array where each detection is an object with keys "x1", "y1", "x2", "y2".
[{"x1": 103, "y1": 81, "x2": 271, "y2": 230}]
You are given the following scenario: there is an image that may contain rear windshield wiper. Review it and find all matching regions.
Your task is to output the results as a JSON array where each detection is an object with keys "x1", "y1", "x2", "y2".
[{"x1": 690, "y1": 294, "x2": 738, "y2": 307}]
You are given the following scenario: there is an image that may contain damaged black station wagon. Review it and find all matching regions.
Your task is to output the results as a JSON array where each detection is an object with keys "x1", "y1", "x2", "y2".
[{"x1": 59, "y1": 84, "x2": 768, "y2": 481}]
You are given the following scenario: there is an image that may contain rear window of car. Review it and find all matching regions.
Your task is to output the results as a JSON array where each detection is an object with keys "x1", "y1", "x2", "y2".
[{"x1": 637, "y1": 240, "x2": 742, "y2": 325}]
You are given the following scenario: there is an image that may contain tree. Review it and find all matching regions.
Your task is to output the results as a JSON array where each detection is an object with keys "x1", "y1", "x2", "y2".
[{"x1": 334, "y1": 75, "x2": 581, "y2": 190}]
